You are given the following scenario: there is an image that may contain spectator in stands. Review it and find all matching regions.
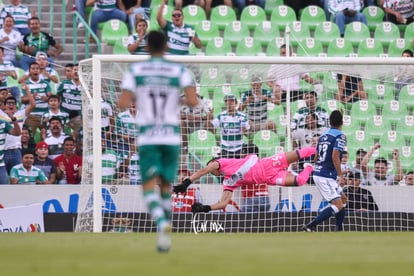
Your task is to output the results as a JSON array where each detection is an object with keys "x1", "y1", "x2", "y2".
[
  {"x1": 127, "y1": 18, "x2": 148, "y2": 55},
  {"x1": 235, "y1": 0, "x2": 265, "y2": 14},
  {"x1": 394, "y1": 49, "x2": 414, "y2": 96},
  {"x1": 43, "y1": 117, "x2": 68, "y2": 160},
  {"x1": 180, "y1": 93, "x2": 213, "y2": 152},
  {"x1": 0, "y1": 0, "x2": 33, "y2": 36},
  {"x1": 238, "y1": 75, "x2": 277, "y2": 133},
  {"x1": 114, "y1": 99, "x2": 139, "y2": 162},
  {"x1": 402, "y1": 171, "x2": 414, "y2": 186},
  {"x1": 350, "y1": 148, "x2": 368, "y2": 184},
  {"x1": 100, "y1": 97, "x2": 115, "y2": 139},
  {"x1": 18, "y1": 17, "x2": 63, "y2": 70},
  {"x1": 21, "y1": 125, "x2": 35, "y2": 151},
  {"x1": 335, "y1": 73, "x2": 367, "y2": 104},
  {"x1": 63, "y1": 63, "x2": 73, "y2": 81},
  {"x1": 22, "y1": 62, "x2": 52, "y2": 137},
  {"x1": 9, "y1": 149, "x2": 48, "y2": 184},
  {"x1": 0, "y1": 15, "x2": 23, "y2": 68},
  {"x1": 54, "y1": 137, "x2": 82, "y2": 184},
  {"x1": 341, "y1": 150, "x2": 351, "y2": 174},
  {"x1": 327, "y1": 0, "x2": 367, "y2": 36},
  {"x1": 2, "y1": 87, "x2": 35, "y2": 175},
  {"x1": 40, "y1": 95, "x2": 70, "y2": 138},
  {"x1": 157, "y1": 1, "x2": 202, "y2": 55},
  {"x1": 87, "y1": 0, "x2": 128, "y2": 42},
  {"x1": 361, "y1": 142, "x2": 403, "y2": 185},
  {"x1": 205, "y1": 0, "x2": 233, "y2": 19},
  {"x1": 121, "y1": 0, "x2": 151, "y2": 31},
  {"x1": 291, "y1": 91, "x2": 329, "y2": 131},
  {"x1": 0, "y1": 109, "x2": 21, "y2": 184},
  {"x1": 343, "y1": 171, "x2": 379, "y2": 211},
  {"x1": 118, "y1": 144, "x2": 141, "y2": 185},
  {"x1": 56, "y1": 64, "x2": 82, "y2": 136},
  {"x1": 267, "y1": 45, "x2": 319, "y2": 104},
  {"x1": 210, "y1": 94, "x2": 250, "y2": 158},
  {"x1": 381, "y1": 0, "x2": 414, "y2": 25},
  {"x1": 0, "y1": 46, "x2": 18, "y2": 100},
  {"x1": 98, "y1": 138, "x2": 120, "y2": 184},
  {"x1": 19, "y1": 52, "x2": 59, "y2": 87},
  {"x1": 33, "y1": 141, "x2": 57, "y2": 184},
  {"x1": 292, "y1": 113, "x2": 327, "y2": 149}
]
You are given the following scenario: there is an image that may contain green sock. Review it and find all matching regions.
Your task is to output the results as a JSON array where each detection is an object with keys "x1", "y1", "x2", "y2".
[
  {"x1": 161, "y1": 191, "x2": 172, "y2": 220},
  {"x1": 143, "y1": 190, "x2": 166, "y2": 226}
]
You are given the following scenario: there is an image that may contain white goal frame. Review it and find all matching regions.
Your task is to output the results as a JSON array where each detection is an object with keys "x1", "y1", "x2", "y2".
[{"x1": 79, "y1": 55, "x2": 414, "y2": 232}]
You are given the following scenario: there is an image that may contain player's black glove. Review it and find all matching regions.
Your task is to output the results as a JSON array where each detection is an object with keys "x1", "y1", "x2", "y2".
[
  {"x1": 172, "y1": 177, "x2": 192, "y2": 193},
  {"x1": 191, "y1": 203, "x2": 212, "y2": 213}
]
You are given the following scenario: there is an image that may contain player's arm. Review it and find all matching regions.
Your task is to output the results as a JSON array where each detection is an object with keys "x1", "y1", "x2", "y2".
[
  {"x1": 361, "y1": 143, "x2": 380, "y2": 175},
  {"x1": 392, "y1": 149, "x2": 403, "y2": 183},
  {"x1": 192, "y1": 190, "x2": 233, "y2": 213},
  {"x1": 156, "y1": 0, "x2": 167, "y2": 28},
  {"x1": 183, "y1": 85, "x2": 198, "y2": 108},
  {"x1": 332, "y1": 148, "x2": 343, "y2": 181},
  {"x1": 172, "y1": 160, "x2": 219, "y2": 193}
]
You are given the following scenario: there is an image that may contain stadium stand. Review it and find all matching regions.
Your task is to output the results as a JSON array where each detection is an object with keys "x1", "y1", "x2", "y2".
[
  {"x1": 194, "y1": 20, "x2": 220, "y2": 46},
  {"x1": 210, "y1": 5, "x2": 237, "y2": 31},
  {"x1": 313, "y1": 21, "x2": 341, "y2": 47},
  {"x1": 101, "y1": 20, "x2": 129, "y2": 46},
  {"x1": 270, "y1": 5, "x2": 297, "y2": 32},
  {"x1": 344, "y1": 21, "x2": 370, "y2": 47},
  {"x1": 240, "y1": 5, "x2": 267, "y2": 31},
  {"x1": 183, "y1": 4, "x2": 207, "y2": 26},
  {"x1": 357, "y1": 38, "x2": 385, "y2": 57},
  {"x1": 374, "y1": 21, "x2": 400, "y2": 48},
  {"x1": 223, "y1": 20, "x2": 250, "y2": 46},
  {"x1": 299, "y1": 5, "x2": 326, "y2": 31},
  {"x1": 362, "y1": 5, "x2": 385, "y2": 31},
  {"x1": 253, "y1": 21, "x2": 279, "y2": 47},
  {"x1": 296, "y1": 37, "x2": 323, "y2": 57}
]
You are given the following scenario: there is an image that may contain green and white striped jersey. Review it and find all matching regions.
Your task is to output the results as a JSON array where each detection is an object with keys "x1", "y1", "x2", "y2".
[
  {"x1": 162, "y1": 21, "x2": 196, "y2": 55},
  {"x1": 10, "y1": 164, "x2": 48, "y2": 184},
  {"x1": 121, "y1": 57, "x2": 194, "y2": 145}
]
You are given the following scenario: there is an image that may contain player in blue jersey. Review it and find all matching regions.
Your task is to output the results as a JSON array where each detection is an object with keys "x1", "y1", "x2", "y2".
[{"x1": 302, "y1": 110, "x2": 347, "y2": 232}]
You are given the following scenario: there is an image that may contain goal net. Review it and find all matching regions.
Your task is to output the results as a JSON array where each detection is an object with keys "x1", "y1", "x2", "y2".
[{"x1": 75, "y1": 55, "x2": 414, "y2": 233}]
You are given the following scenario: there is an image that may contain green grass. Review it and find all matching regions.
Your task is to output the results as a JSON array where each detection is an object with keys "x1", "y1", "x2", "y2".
[{"x1": 0, "y1": 233, "x2": 413, "y2": 276}]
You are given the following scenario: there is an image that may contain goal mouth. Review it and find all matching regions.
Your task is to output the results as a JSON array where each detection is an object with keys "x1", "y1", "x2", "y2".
[{"x1": 76, "y1": 55, "x2": 414, "y2": 232}]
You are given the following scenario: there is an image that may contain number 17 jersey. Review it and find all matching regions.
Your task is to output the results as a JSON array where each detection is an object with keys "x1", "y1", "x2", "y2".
[{"x1": 121, "y1": 57, "x2": 195, "y2": 146}]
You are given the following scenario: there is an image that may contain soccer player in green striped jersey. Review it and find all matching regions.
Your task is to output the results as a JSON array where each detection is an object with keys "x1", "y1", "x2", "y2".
[{"x1": 120, "y1": 30, "x2": 198, "y2": 252}]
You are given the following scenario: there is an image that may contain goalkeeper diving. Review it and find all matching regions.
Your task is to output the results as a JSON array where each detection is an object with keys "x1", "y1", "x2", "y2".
[{"x1": 173, "y1": 145, "x2": 316, "y2": 213}]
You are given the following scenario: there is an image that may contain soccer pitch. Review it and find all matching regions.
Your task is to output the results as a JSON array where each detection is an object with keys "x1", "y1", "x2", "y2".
[{"x1": 0, "y1": 233, "x2": 413, "y2": 276}]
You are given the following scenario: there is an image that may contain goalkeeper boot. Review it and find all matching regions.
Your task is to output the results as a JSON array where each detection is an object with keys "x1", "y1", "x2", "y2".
[
  {"x1": 157, "y1": 221, "x2": 171, "y2": 253},
  {"x1": 301, "y1": 224, "x2": 315, "y2": 232}
]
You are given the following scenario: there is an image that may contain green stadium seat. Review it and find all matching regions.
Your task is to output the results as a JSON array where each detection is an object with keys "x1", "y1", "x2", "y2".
[
  {"x1": 344, "y1": 21, "x2": 370, "y2": 47},
  {"x1": 189, "y1": 42, "x2": 203, "y2": 55},
  {"x1": 264, "y1": 0, "x2": 284, "y2": 16},
  {"x1": 379, "y1": 130, "x2": 407, "y2": 155},
  {"x1": 357, "y1": 38, "x2": 385, "y2": 57},
  {"x1": 327, "y1": 38, "x2": 354, "y2": 57},
  {"x1": 342, "y1": 114, "x2": 361, "y2": 137},
  {"x1": 319, "y1": 72, "x2": 340, "y2": 100},
  {"x1": 398, "y1": 84, "x2": 414, "y2": 110},
  {"x1": 396, "y1": 115, "x2": 414, "y2": 141},
  {"x1": 188, "y1": 129, "x2": 219, "y2": 164},
  {"x1": 253, "y1": 21, "x2": 280, "y2": 47},
  {"x1": 199, "y1": 65, "x2": 227, "y2": 96},
  {"x1": 381, "y1": 100, "x2": 406, "y2": 126},
  {"x1": 404, "y1": 22, "x2": 414, "y2": 42},
  {"x1": 374, "y1": 22, "x2": 400, "y2": 47},
  {"x1": 266, "y1": 37, "x2": 285, "y2": 56},
  {"x1": 205, "y1": 37, "x2": 233, "y2": 56},
  {"x1": 287, "y1": 21, "x2": 311, "y2": 47},
  {"x1": 223, "y1": 20, "x2": 250, "y2": 46},
  {"x1": 210, "y1": 5, "x2": 237, "y2": 31},
  {"x1": 194, "y1": 20, "x2": 220, "y2": 46},
  {"x1": 314, "y1": 21, "x2": 341, "y2": 47},
  {"x1": 364, "y1": 115, "x2": 391, "y2": 140},
  {"x1": 240, "y1": 5, "x2": 267, "y2": 31},
  {"x1": 318, "y1": 99, "x2": 345, "y2": 113},
  {"x1": 399, "y1": 144, "x2": 414, "y2": 172},
  {"x1": 149, "y1": 3, "x2": 172, "y2": 27},
  {"x1": 368, "y1": 82, "x2": 396, "y2": 109},
  {"x1": 112, "y1": 37, "x2": 130, "y2": 54},
  {"x1": 270, "y1": 5, "x2": 297, "y2": 32},
  {"x1": 387, "y1": 38, "x2": 414, "y2": 57},
  {"x1": 101, "y1": 20, "x2": 129, "y2": 46},
  {"x1": 363, "y1": 6, "x2": 385, "y2": 31},
  {"x1": 235, "y1": 37, "x2": 263, "y2": 56},
  {"x1": 253, "y1": 130, "x2": 284, "y2": 158},
  {"x1": 267, "y1": 102, "x2": 285, "y2": 121},
  {"x1": 347, "y1": 130, "x2": 375, "y2": 153},
  {"x1": 183, "y1": 5, "x2": 207, "y2": 26},
  {"x1": 349, "y1": 100, "x2": 377, "y2": 126},
  {"x1": 300, "y1": 5, "x2": 326, "y2": 31},
  {"x1": 230, "y1": 66, "x2": 253, "y2": 94},
  {"x1": 296, "y1": 37, "x2": 323, "y2": 57}
]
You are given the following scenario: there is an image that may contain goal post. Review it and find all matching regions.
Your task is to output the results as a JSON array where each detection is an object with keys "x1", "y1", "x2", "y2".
[{"x1": 75, "y1": 55, "x2": 414, "y2": 233}]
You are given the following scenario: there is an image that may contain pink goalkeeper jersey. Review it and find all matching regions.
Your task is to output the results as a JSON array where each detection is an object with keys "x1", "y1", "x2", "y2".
[{"x1": 218, "y1": 153, "x2": 289, "y2": 192}]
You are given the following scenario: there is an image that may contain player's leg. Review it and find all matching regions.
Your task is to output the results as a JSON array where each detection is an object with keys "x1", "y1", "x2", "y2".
[
  {"x1": 284, "y1": 166, "x2": 314, "y2": 186},
  {"x1": 303, "y1": 176, "x2": 345, "y2": 231},
  {"x1": 285, "y1": 147, "x2": 316, "y2": 164}
]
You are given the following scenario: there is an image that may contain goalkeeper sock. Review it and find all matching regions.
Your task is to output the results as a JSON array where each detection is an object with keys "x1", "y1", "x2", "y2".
[
  {"x1": 335, "y1": 208, "x2": 345, "y2": 231},
  {"x1": 144, "y1": 190, "x2": 166, "y2": 226},
  {"x1": 296, "y1": 147, "x2": 316, "y2": 159},
  {"x1": 307, "y1": 206, "x2": 336, "y2": 229},
  {"x1": 295, "y1": 166, "x2": 313, "y2": 186},
  {"x1": 161, "y1": 191, "x2": 172, "y2": 220}
]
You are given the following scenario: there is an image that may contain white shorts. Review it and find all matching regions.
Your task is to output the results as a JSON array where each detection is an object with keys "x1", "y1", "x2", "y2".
[{"x1": 313, "y1": 175, "x2": 343, "y2": 202}]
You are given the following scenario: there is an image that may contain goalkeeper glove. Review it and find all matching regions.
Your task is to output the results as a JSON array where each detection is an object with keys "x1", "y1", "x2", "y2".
[
  {"x1": 172, "y1": 177, "x2": 192, "y2": 193},
  {"x1": 191, "y1": 203, "x2": 212, "y2": 213}
]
